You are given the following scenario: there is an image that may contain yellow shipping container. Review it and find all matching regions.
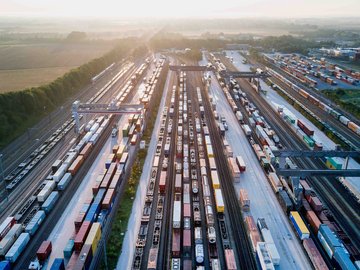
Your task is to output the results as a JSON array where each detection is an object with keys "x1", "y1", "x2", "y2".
[
  {"x1": 85, "y1": 222, "x2": 102, "y2": 254},
  {"x1": 116, "y1": 144, "x2": 126, "y2": 160}
]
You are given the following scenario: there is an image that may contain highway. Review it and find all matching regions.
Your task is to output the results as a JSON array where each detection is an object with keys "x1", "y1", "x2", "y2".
[{"x1": 217, "y1": 54, "x2": 360, "y2": 251}]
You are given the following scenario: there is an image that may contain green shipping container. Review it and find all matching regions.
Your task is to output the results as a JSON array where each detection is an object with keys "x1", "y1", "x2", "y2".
[
  {"x1": 303, "y1": 135, "x2": 314, "y2": 148},
  {"x1": 63, "y1": 239, "x2": 74, "y2": 259},
  {"x1": 284, "y1": 115, "x2": 295, "y2": 124},
  {"x1": 326, "y1": 157, "x2": 342, "y2": 170},
  {"x1": 122, "y1": 123, "x2": 129, "y2": 137}
]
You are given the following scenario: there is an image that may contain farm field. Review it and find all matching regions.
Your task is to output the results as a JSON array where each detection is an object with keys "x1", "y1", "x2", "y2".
[{"x1": 0, "y1": 42, "x2": 114, "y2": 93}]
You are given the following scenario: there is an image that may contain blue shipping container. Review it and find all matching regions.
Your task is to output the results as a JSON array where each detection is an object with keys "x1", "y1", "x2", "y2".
[
  {"x1": 318, "y1": 224, "x2": 341, "y2": 258},
  {"x1": 42, "y1": 191, "x2": 59, "y2": 213},
  {"x1": 5, "y1": 233, "x2": 30, "y2": 263},
  {"x1": 25, "y1": 210, "x2": 46, "y2": 235},
  {"x1": 57, "y1": 173, "x2": 72, "y2": 190},
  {"x1": 333, "y1": 247, "x2": 356, "y2": 270},
  {"x1": 84, "y1": 189, "x2": 106, "y2": 222},
  {"x1": 63, "y1": 239, "x2": 74, "y2": 259},
  {"x1": 0, "y1": 261, "x2": 10, "y2": 270},
  {"x1": 50, "y1": 258, "x2": 65, "y2": 270}
]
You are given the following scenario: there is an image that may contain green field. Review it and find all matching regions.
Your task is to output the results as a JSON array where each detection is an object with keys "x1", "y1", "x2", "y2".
[
  {"x1": 0, "y1": 42, "x2": 114, "y2": 93},
  {"x1": 322, "y1": 89, "x2": 360, "y2": 118}
]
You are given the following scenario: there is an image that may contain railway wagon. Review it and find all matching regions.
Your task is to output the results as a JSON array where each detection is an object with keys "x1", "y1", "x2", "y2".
[
  {"x1": 318, "y1": 224, "x2": 341, "y2": 258},
  {"x1": 172, "y1": 231, "x2": 181, "y2": 257},
  {"x1": 0, "y1": 217, "x2": 15, "y2": 241},
  {"x1": 289, "y1": 211, "x2": 310, "y2": 240},
  {"x1": 195, "y1": 244, "x2": 205, "y2": 264},
  {"x1": 84, "y1": 222, "x2": 101, "y2": 254},
  {"x1": 303, "y1": 238, "x2": 329, "y2": 270},
  {"x1": 68, "y1": 155, "x2": 84, "y2": 176},
  {"x1": 214, "y1": 189, "x2": 224, "y2": 213},
  {"x1": 25, "y1": 210, "x2": 46, "y2": 235},
  {"x1": 147, "y1": 247, "x2": 159, "y2": 270},
  {"x1": 36, "y1": 240, "x2": 52, "y2": 262},
  {"x1": 210, "y1": 170, "x2": 220, "y2": 189},
  {"x1": 235, "y1": 156, "x2": 246, "y2": 172},
  {"x1": 278, "y1": 190, "x2": 293, "y2": 214},
  {"x1": 228, "y1": 157, "x2": 240, "y2": 183},
  {"x1": 268, "y1": 172, "x2": 282, "y2": 193},
  {"x1": 244, "y1": 216, "x2": 261, "y2": 252},
  {"x1": 173, "y1": 201, "x2": 181, "y2": 229},
  {"x1": 183, "y1": 229, "x2": 191, "y2": 254},
  {"x1": 175, "y1": 174, "x2": 182, "y2": 193},
  {"x1": 239, "y1": 189, "x2": 250, "y2": 212},
  {"x1": 57, "y1": 173, "x2": 72, "y2": 191},
  {"x1": 224, "y1": 249, "x2": 237, "y2": 270},
  {"x1": 5, "y1": 232, "x2": 30, "y2": 263},
  {"x1": 159, "y1": 171, "x2": 167, "y2": 193},
  {"x1": 0, "y1": 224, "x2": 22, "y2": 256},
  {"x1": 297, "y1": 120, "x2": 314, "y2": 136},
  {"x1": 119, "y1": 152, "x2": 129, "y2": 166},
  {"x1": 305, "y1": 210, "x2": 321, "y2": 234},
  {"x1": 41, "y1": 191, "x2": 59, "y2": 213},
  {"x1": 256, "y1": 242, "x2": 275, "y2": 270}
]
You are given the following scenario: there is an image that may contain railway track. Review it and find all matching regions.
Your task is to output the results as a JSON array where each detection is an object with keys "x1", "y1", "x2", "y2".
[
  {"x1": 194, "y1": 73, "x2": 258, "y2": 270},
  {"x1": 233, "y1": 74, "x2": 360, "y2": 251}
]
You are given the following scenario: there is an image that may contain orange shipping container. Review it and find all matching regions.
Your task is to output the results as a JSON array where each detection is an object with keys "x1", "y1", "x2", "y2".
[
  {"x1": 80, "y1": 143, "x2": 92, "y2": 160},
  {"x1": 306, "y1": 210, "x2": 322, "y2": 234},
  {"x1": 101, "y1": 189, "x2": 115, "y2": 209},
  {"x1": 68, "y1": 156, "x2": 84, "y2": 175}
]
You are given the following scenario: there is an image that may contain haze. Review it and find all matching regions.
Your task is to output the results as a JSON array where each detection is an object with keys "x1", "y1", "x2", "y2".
[{"x1": 1, "y1": 0, "x2": 360, "y2": 18}]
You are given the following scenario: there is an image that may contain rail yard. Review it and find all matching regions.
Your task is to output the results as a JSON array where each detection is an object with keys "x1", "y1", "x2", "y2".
[{"x1": 0, "y1": 46, "x2": 359, "y2": 270}]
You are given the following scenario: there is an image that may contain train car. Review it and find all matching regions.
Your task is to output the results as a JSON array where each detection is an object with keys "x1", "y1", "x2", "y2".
[
  {"x1": 207, "y1": 227, "x2": 216, "y2": 244},
  {"x1": 173, "y1": 201, "x2": 181, "y2": 229},
  {"x1": 224, "y1": 249, "x2": 237, "y2": 270},
  {"x1": 297, "y1": 120, "x2": 314, "y2": 136},
  {"x1": 228, "y1": 157, "x2": 240, "y2": 183},
  {"x1": 37, "y1": 180, "x2": 56, "y2": 202},
  {"x1": 80, "y1": 143, "x2": 92, "y2": 159},
  {"x1": 119, "y1": 152, "x2": 129, "y2": 166},
  {"x1": 235, "y1": 156, "x2": 246, "y2": 172},
  {"x1": 0, "y1": 224, "x2": 22, "y2": 256},
  {"x1": 195, "y1": 244, "x2": 205, "y2": 264},
  {"x1": 41, "y1": 191, "x2": 59, "y2": 213},
  {"x1": 210, "y1": 170, "x2": 220, "y2": 189},
  {"x1": 348, "y1": 121, "x2": 360, "y2": 134},
  {"x1": 239, "y1": 189, "x2": 250, "y2": 212},
  {"x1": 172, "y1": 230, "x2": 181, "y2": 257},
  {"x1": 171, "y1": 258, "x2": 181, "y2": 270},
  {"x1": 68, "y1": 155, "x2": 84, "y2": 176},
  {"x1": 333, "y1": 247, "x2": 357, "y2": 270},
  {"x1": 183, "y1": 229, "x2": 191, "y2": 253},
  {"x1": 57, "y1": 173, "x2": 72, "y2": 191},
  {"x1": 183, "y1": 259, "x2": 192, "y2": 270},
  {"x1": 25, "y1": 210, "x2": 46, "y2": 235},
  {"x1": 74, "y1": 221, "x2": 91, "y2": 252},
  {"x1": 85, "y1": 188, "x2": 106, "y2": 223},
  {"x1": 74, "y1": 199, "x2": 93, "y2": 232},
  {"x1": 175, "y1": 174, "x2": 182, "y2": 193},
  {"x1": 195, "y1": 227, "x2": 202, "y2": 244},
  {"x1": 278, "y1": 190, "x2": 293, "y2": 214},
  {"x1": 116, "y1": 144, "x2": 126, "y2": 160},
  {"x1": 318, "y1": 224, "x2": 341, "y2": 258},
  {"x1": 131, "y1": 134, "x2": 138, "y2": 145},
  {"x1": 268, "y1": 173, "x2": 282, "y2": 193},
  {"x1": 5, "y1": 232, "x2": 30, "y2": 263},
  {"x1": 0, "y1": 217, "x2": 15, "y2": 241},
  {"x1": 74, "y1": 244, "x2": 93, "y2": 270},
  {"x1": 159, "y1": 171, "x2": 167, "y2": 193},
  {"x1": 147, "y1": 247, "x2": 159, "y2": 270},
  {"x1": 36, "y1": 240, "x2": 52, "y2": 262},
  {"x1": 84, "y1": 222, "x2": 101, "y2": 254},
  {"x1": 192, "y1": 180, "x2": 199, "y2": 194},
  {"x1": 256, "y1": 242, "x2": 275, "y2": 270},
  {"x1": 214, "y1": 189, "x2": 224, "y2": 213},
  {"x1": 339, "y1": 116, "x2": 350, "y2": 126},
  {"x1": 244, "y1": 216, "x2": 261, "y2": 252},
  {"x1": 49, "y1": 258, "x2": 65, "y2": 270},
  {"x1": 289, "y1": 211, "x2": 310, "y2": 240},
  {"x1": 303, "y1": 238, "x2": 329, "y2": 270}
]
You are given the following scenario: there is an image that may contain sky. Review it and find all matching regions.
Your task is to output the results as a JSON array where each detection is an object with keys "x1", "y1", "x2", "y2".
[{"x1": 0, "y1": 0, "x2": 359, "y2": 18}]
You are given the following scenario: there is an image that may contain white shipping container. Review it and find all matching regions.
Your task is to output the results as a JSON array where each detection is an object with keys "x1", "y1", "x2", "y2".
[
  {"x1": 0, "y1": 224, "x2": 22, "y2": 256},
  {"x1": 242, "y1": 125, "x2": 252, "y2": 136},
  {"x1": 173, "y1": 201, "x2": 181, "y2": 229},
  {"x1": 37, "y1": 181, "x2": 56, "y2": 202},
  {"x1": 52, "y1": 164, "x2": 68, "y2": 183}
]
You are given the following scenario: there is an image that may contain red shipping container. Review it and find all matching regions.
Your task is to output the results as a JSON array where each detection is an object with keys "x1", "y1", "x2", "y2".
[
  {"x1": 306, "y1": 210, "x2": 322, "y2": 234},
  {"x1": 36, "y1": 240, "x2": 52, "y2": 261},
  {"x1": 299, "y1": 180, "x2": 311, "y2": 196},
  {"x1": 74, "y1": 221, "x2": 91, "y2": 251},
  {"x1": 68, "y1": 156, "x2": 84, "y2": 176},
  {"x1": 66, "y1": 251, "x2": 79, "y2": 270},
  {"x1": 159, "y1": 171, "x2": 167, "y2": 193},
  {"x1": 172, "y1": 231, "x2": 181, "y2": 257},
  {"x1": 74, "y1": 213, "x2": 86, "y2": 232},
  {"x1": 183, "y1": 203, "x2": 191, "y2": 218},
  {"x1": 303, "y1": 238, "x2": 329, "y2": 270},
  {"x1": 80, "y1": 143, "x2": 92, "y2": 160},
  {"x1": 309, "y1": 196, "x2": 323, "y2": 212},
  {"x1": 183, "y1": 229, "x2": 191, "y2": 251},
  {"x1": 302, "y1": 199, "x2": 312, "y2": 212}
]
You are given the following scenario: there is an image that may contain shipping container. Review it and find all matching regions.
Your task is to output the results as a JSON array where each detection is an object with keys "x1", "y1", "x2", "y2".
[
  {"x1": 210, "y1": 170, "x2": 220, "y2": 189},
  {"x1": 303, "y1": 238, "x2": 328, "y2": 270},
  {"x1": 326, "y1": 157, "x2": 342, "y2": 170},
  {"x1": 224, "y1": 249, "x2": 237, "y2": 270},
  {"x1": 119, "y1": 152, "x2": 129, "y2": 165},
  {"x1": 80, "y1": 143, "x2": 92, "y2": 160},
  {"x1": 159, "y1": 171, "x2": 167, "y2": 193},
  {"x1": 41, "y1": 191, "x2": 59, "y2": 213},
  {"x1": 278, "y1": 190, "x2": 292, "y2": 213},
  {"x1": 63, "y1": 239, "x2": 74, "y2": 259},
  {"x1": 297, "y1": 120, "x2": 314, "y2": 136},
  {"x1": 228, "y1": 157, "x2": 240, "y2": 183},
  {"x1": 57, "y1": 173, "x2": 72, "y2": 190},
  {"x1": 74, "y1": 244, "x2": 93, "y2": 270},
  {"x1": 183, "y1": 228, "x2": 191, "y2": 253},
  {"x1": 256, "y1": 242, "x2": 275, "y2": 270},
  {"x1": 236, "y1": 156, "x2": 246, "y2": 172},
  {"x1": 5, "y1": 232, "x2": 30, "y2": 263},
  {"x1": 268, "y1": 173, "x2": 282, "y2": 193},
  {"x1": 0, "y1": 217, "x2": 15, "y2": 241},
  {"x1": 101, "y1": 188, "x2": 115, "y2": 210},
  {"x1": 37, "y1": 180, "x2": 56, "y2": 202},
  {"x1": 214, "y1": 189, "x2": 224, "y2": 213},
  {"x1": 85, "y1": 188, "x2": 106, "y2": 223},
  {"x1": 318, "y1": 224, "x2": 341, "y2": 258},
  {"x1": 334, "y1": 247, "x2": 356, "y2": 270},
  {"x1": 84, "y1": 222, "x2": 101, "y2": 254},
  {"x1": 50, "y1": 258, "x2": 65, "y2": 270},
  {"x1": 53, "y1": 164, "x2": 68, "y2": 182},
  {"x1": 36, "y1": 240, "x2": 52, "y2": 261},
  {"x1": 290, "y1": 211, "x2": 310, "y2": 240},
  {"x1": 0, "y1": 224, "x2": 22, "y2": 256},
  {"x1": 147, "y1": 248, "x2": 158, "y2": 270},
  {"x1": 68, "y1": 155, "x2": 84, "y2": 175},
  {"x1": 239, "y1": 189, "x2": 250, "y2": 212},
  {"x1": 74, "y1": 221, "x2": 91, "y2": 252},
  {"x1": 172, "y1": 231, "x2": 181, "y2": 257},
  {"x1": 245, "y1": 216, "x2": 261, "y2": 252},
  {"x1": 25, "y1": 210, "x2": 46, "y2": 235}
]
